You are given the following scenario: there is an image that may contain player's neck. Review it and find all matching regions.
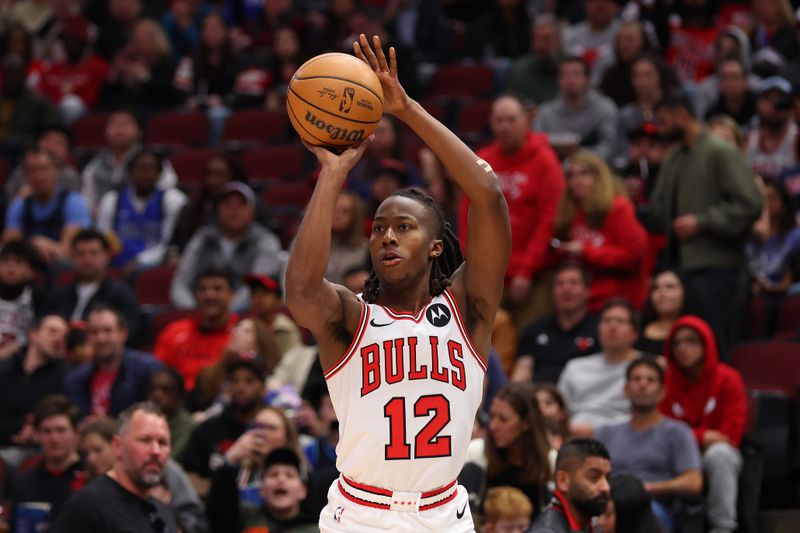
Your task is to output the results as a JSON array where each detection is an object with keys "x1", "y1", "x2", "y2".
[{"x1": 376, "y1": 284, "x2": 433, "y2": 314}]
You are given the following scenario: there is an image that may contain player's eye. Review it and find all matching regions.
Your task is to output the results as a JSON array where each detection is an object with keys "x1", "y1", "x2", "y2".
[
  {"x1": 398, "y1": 224, "x2": 411, "y2": 231},
  {"x1": 372, "y1": 224, "x2": 384, "y2": 233}
]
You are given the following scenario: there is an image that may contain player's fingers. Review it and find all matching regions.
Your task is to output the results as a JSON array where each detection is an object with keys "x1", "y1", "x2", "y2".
[
  {"x1": 373, "y1": 35, "x2": 388, "y2": 71},
  {"x1": 389, "y1": 47, "x2": 398, "y2": 78},
  {"x1": 353, "y1": 41, "x2": 368, "y2": 65},
  {"x1": 359, "y1": 34, "x2": 379, "y2": 70}
]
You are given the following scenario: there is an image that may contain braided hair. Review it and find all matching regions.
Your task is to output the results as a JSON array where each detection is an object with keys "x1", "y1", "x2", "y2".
[{"x1": 362, "y1": 188, "x2": 463, "y2": 303}]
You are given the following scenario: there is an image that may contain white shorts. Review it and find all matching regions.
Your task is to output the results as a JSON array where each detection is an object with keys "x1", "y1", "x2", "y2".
[{"x1": 319, "y1": 477, "x2": 475, "y2": 533}]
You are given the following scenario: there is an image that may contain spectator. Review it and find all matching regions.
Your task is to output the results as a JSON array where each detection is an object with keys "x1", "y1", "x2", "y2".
[
  {"x1": 708, "y1": 114, "x2": 746, "y2": 148},
  {"x1": 45, "y1": 230, "x2": 140, "y2": 333},
  {"x1": 173, "y1": 11, "x2": 240, "y2": 144},
  {"x1": 95, "y1": 148, "x2": 188, "y2": 272},
  {"x1": 747, "y1": 178, "x2": 800, "y2": 334},
  {"x1": 63, "y1": 305, "x2": 162, "y2": 418},
  {"x1": 552, "y1": 151, "x2": 649, "y2": 311},
  {"x1": 13, "y1": 395, "x2": 88, "y2": 530},
  {"x1": 561, "y1": 0, "x2": 621, "y2": 75},
  {"x1": 154, "y1": 266, "x2": 236, "y2": 391},
  {"x1": 99, "y1": 18, "x2": 184, "y2": 113},
  {"x1": 5, "y1": 126, "x2": 81, "y2": 201},
  {"x1": 0, "y1": 240, "x2": 43, "y2": 357},
  {"x1": 169, "y1": 152, "x2": 270, "y2": 252},
  {"x1": 750, "y1": 0, "x2": 797, "y2": 60},
  {"x1": 0, "y1": 315, "x2": 68, "y2": 447},
  {"x1": 469, "y1": 0, "x2": 531, "y2": 60},
  {"x1": 660, "y1": 316, "x2": 747, "y2": 533},
  {"x1": 598, "y1": 20, "x2": 650, "y2": 108},
  {"x1": 179, "y1": 356, "x2": 267, "y2": 498},
  {"x1": 665, "y1": 0, "x2": 718, "y2": 83},
  {"x1": 160, "y1": 0, "x2": 210, "y2": 60},
  {"x1": 364, "y1": 159, "x2": 410, "y2": 223},
  {"x1": 596, "y1": 358, "x2": 703, "y2": 531},
  {"x1": 506, "y1": 14, "x2": 562, "y2": 105},
  {"x1": 598, "y1": 474, "x2": 667, "y2": 533},
  {"x1": 641, "y1": 90, "x2": 762, "y2": 355},
  {"x1": 78, "y1": 416, "x2": 117, "y2": 477},
  {"x1": 529, "y1": 438, "x2": 611, "y2": 533},
  {"x1": 558, "y1": 298, "x2": 642, "y2": 436},
  {"x1": 704, "y1": 59, "x2": 757, "y2": 128},
  {"x1": 2, "y1": 149, "x2": 91, "y2": 265},
  {"x1": 259, "y1": 25, "x2": 307, "y2": 111},
  {"x1": 459, "y1": 94, "x2": 564, "y2": 328},
  {"x1": 53, "y1": 403, "x2": 178, "y2": 532},
  {"x1": 512, "y1": 261, "x2": 598, "y2": 384},
  {"x1": 469, "y1": 383, "x2": 551, "y2": 519},
  {"x1": 32, "y1": 15, "x2": 109, "y2": 124},
  {"x1": 94, "y1": 0, "x2": 143, "y2": 61},
  {"x1": 191, "y1": 316, "x2": 279, "y2": 411},
  {"x1": 170, "y1": 182, "x2": 282, "y2": 312},
  {"x1": 146, "y1": 368, "x2": 195, "y2": 459},
  {"x1": 623, "y1": 119, "x2": 668, "y2": 203},
  {"x1": 637, "y1": 269, "x2": 686, "y2": 356},
  {"x1": 745, "y1": 76, "x2": 798, "y2": 180},
  {"x1": 482, "y1": 486, "x2": 533, "y2": 533},
  {"x1": 326, "y1": 191, "x2": 368, "y2": 286},
  {"x1": 533, "y1": 384, "x2": 572, "y2": 451},
  {"x1": 246, "y1": 274, "x2": 303, "y2": 360},
  {"x1": 81, "y1": 108, "x2": 178, "y2": 210},
  {"x1": 617, "y1": 55, "x2": 672, "y2": 156},
  {"x1": 535, "y1": 57, "x2": 619, "y2": 161},
  {"x1": 0, "y1": 55, "x2": 58, "y2": 160}
]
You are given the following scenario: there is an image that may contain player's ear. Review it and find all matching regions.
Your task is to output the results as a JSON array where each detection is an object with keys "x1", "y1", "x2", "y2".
[{"x1": 429, "y1": 239, "x2": 443, "y2": 258}]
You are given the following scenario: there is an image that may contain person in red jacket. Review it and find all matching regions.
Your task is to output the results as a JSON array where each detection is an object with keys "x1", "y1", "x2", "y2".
[
  {"x1": 551, "y1": 150, "x2": 648, "y2": 312},
  {"x1": 660, "y1": 315, "x2": 746, "y2": 533},
  {"x1": 459, "y1": 93, "x2": 565, "y2": 327}
]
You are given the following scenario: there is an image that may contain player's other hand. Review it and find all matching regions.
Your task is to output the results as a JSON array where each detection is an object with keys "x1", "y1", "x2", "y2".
[
  {"x1": 302, "y1": 135, "x2": 373, "y2": 177},
  {"x1": 354, "y1": 34, "x2": 410, "y2": 116}
]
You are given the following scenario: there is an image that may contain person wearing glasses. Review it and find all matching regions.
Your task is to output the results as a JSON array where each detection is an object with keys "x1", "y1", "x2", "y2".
[{"x1": 660, "y1": 316, "x2": 747, "y2": 533}]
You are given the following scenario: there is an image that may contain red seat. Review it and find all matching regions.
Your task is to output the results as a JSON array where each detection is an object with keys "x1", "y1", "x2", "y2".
[
  {"x1": 135, "y1": 265, "x2": 177, "y2": 307},
  {"x1": 169, "y1": 148, "x2": 221, "y2": 184},
  {"x1": 428, "y1": 65, "x2": 494, "y2": 99},
  {"x1": 264, "y1": 182, "x2": 313, "y2": 210},
  {"x1": 72, "y1": 113, "x2": 109, "y2": 151},
  {"x1": 242, "y1": 145, "x2": 305, "y2": 182},
  {"x1": 457, "y1": 100, "x2": 493, "y2": 139},
  {"x1": 145, "y1": 111, "x2": 208, "y2": 148},
  {"x1": 0, "y1": 159, "x2": 7, "y2": 185},
  {"x1": 777, "y1": 293, "x2": 800, "y2": 334},
  {"x1": 731, "y1": 340, "x2": 800, "y2": 398},
  {"x1": 222, "y1": 110, "x2": 288, "y2": 146}
]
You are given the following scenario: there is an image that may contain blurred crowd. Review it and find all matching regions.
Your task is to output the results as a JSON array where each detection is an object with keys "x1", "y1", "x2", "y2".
[{"x1": 0, "y1": 0, "x2": 798, "y2": 532}]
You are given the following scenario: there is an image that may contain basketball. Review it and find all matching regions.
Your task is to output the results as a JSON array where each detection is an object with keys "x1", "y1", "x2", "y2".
[{"x1": 287, "y1": 52, "x2": 384, "y2": 148}]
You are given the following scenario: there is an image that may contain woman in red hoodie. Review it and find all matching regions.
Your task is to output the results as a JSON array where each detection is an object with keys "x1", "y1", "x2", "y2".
[
  {"x1": 551, "y1": 151, "x2": 648, "y2": 311},
  {"x1": 660, "y1": 315, "x2": 747, "y2": 533}
]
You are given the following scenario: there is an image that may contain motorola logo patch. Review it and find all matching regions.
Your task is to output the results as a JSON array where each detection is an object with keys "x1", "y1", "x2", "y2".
[{"x1": 426, "y1": 304, "x2": 451, "y2": 327}]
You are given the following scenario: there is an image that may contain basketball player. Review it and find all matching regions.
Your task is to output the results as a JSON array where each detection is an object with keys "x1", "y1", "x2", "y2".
[{"x1": 285, "y1": 34, "x2": 511, "y2": 532}]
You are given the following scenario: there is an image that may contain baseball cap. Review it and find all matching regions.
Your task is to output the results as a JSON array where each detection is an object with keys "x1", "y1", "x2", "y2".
[
  {"x1": 226, "y1": 351, "x2": 267, "y2": 381},
  {"x1": 627, "y1": 119, "x2": 661, "y2": 141},
  {"x1": 264, "y1": 447, "x2": 306, "y2": 481},
  {"x1": 759, "y1": 76, "x2": 792, "y2": 95},
  {"x1": 218, "y1": 181, "x2": 256, "y2": 207},
  {"x1": 244, "y1": 273, "x2": 280, "y2": 294}
]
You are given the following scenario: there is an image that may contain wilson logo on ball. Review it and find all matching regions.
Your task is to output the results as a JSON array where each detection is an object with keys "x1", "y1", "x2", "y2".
[{"x1": 303, "y1": 110, "x2": 365, "y2": 142}]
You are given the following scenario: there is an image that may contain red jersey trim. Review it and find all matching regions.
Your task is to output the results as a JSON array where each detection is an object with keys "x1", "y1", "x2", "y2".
[
  {"x1": 338, "y1": 478, "x2": 459, "y2": 511},
  {"x1": 342, "y1": 475, "x2": 394, "y2": 496},
  {"x1": 380, "y1": 303, "x2": 428, "y2": 322},
  {"x1": 422, "y1": 479, "x2": 457, "y2": 498},
  {"x1": 442, "y1": 289, "x2": 487, "y2": 372},
  {"x1": 323, "y1": 302, "x2": 370, "y2": 381},
  {"x1": 338, "y1": 481, "x2": 391, "y2": 509},
  {"x1": 419, "y1": 489, "x2": 458, "y2": 511}
]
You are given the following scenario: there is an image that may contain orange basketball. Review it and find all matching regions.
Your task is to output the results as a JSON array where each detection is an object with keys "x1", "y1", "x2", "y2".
[{"x1": 287, "y1": 53, "x2": 384, "y2": 148}]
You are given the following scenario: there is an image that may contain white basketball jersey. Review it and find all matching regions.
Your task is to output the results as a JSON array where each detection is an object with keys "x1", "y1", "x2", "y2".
[{"x1": 325, "y1": 289, "x2": 487, "y2": 492}]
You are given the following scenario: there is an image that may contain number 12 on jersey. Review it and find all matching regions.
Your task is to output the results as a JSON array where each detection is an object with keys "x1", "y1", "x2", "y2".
[{"x1": 384, "y1": 394, "x2": 452, "y2": 460}]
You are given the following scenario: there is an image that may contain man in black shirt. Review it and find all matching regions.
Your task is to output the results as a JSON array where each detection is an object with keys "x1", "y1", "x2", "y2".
[
  {"x1": 512, "y1": 262, "x2": 598, "y2": 383},
  {"x1": 52, "y1": 402, "x2": 177, "y2": 533}
]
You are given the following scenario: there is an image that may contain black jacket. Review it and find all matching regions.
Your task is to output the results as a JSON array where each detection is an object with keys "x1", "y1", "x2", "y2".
[
  {"x1": 528, "y1": 494, "x2": 596, "y2": 533},
  {"x1": 45, "y1": 277, "x2": 140, "y2": 339}
]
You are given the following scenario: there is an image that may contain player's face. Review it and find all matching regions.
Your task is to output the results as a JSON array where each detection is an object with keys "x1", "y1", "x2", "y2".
[
  {"x1": 488, "y1": 398, "x2": 526, "y2": 450},
  {"x1": 369, "y1": 196, "x2": 441, "y2": 289},
  {"x1": 37, "y1": 415, "x2": 79, "y2": 463},
  {"x1": 670, "y1": 327, "x2": 705, "y2": 371},
  {"x1": 116, "y1": 411, "x2": 170, "y2": 489},
  {"x1": 81, "y1": 432, "x2": 115, "y2": 477},
  {"x1": 625, "y1": 365, "x2": 664, "y2": 410},
  {"x1": 261, "y1": 465, "x2": 306, "y2": 516}
]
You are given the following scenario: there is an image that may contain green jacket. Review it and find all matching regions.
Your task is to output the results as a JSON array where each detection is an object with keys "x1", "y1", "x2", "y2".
[
  {"x1": 640, "y1": 128, "x2": 762, "y2": 270},
  {"x1": 507, "y1": 55, "x2": 561, "y2": 105}
]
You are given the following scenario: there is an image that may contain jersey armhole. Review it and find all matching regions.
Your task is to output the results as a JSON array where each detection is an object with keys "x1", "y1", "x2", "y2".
[
  {"x1": 442, "y1": 288, "x2": 488, "y2": 373},
  {"x1": 323, "y1": 301, "x2": 370, "y2": 380}
]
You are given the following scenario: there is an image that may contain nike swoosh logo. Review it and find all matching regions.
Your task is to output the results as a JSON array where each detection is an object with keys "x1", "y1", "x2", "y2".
[
  {"x1": 456, "y1": 503, "x2": 467, "y2": 519},
  {"x1": 369, "y1": 319, "x2": 395, "y2": 327}
]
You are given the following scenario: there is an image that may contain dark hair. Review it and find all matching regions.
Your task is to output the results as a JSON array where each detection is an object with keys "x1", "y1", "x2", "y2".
[
  {"x1": 193, "y1": 265, "x2": 235, "y2": 290},
  {"x1": 87, "y1": 304, "x2": 128, "y2": 330},
  {"x1": 33, "y1": 394, "x2": 80, "y2": 430},
  {"x1": 116, "y1": 402, "x2": 167, "y2": 436},
  {"x1": 362, "y1": 188, "x2": 464, "y2": 303},
  {"x1": 0, "y1": 239, "x2": 43, "y2": 269},
  {"x1": 149, "y1": 367, "x2": 186, "y2": 397},
  {"x1": 108, "y1": 107, "x2": 143, "y2": 132},
  {"x1": 195, "y1": 11, "x2": 233, "y2": 84},
  {"x1": 610, "y1": 474, "x2": 666, "y2": 533},
  {"x1": 655, "y1": 89, "x2": 696, "y2": 117},
  {"x1": 560, "y1": 55, "x2": 590, "y2": 77},
  {"x1": 79, "y1": 416, "x2": 116, "y2": 443},
  {"x1": 625, "y1": 356, "x2": 665, "y2": 384},
  {"x1": 640, "y1": 269, "x2": 685, "y2": 327},
  {"x1": 486, "y1": 383, "x2": 552, "y2": 493},
  {"x1": 762, "y1": 177, "x2": 797, "y2": 237},
  {"x1": 71, "y1": 228, "x2": 110, "y2": 251},
  {"x1": 553, "y1": 260, "x2": 590, "y2": 288},
  {"x1": 126, "y1": 147, "x2": 164, "y2": 174},
  {"x1": 532, "y1": 383, "x2": 571, "y2": 440},
  {"x1": 601, "y1": 297, "x2": 641, "y2": 331},
  {"x1": 39, "y1": 125, "x2": 74, "y2": 149},
  {"x1": 555, "y1": 438, "x2": 610, "y2": 472}
]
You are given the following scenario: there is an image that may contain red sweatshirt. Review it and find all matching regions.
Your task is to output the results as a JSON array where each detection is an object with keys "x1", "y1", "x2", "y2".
[
  {"x1": 458, "y1": 131, "x2": 564, "y2": 282},
  {"x1": 32, "y1": 55, "x2": 109, "y2": 108},
  {"x1": 659, "y1": 316, "x2": 748, "y2": 447},
  {"x1": 552, "y1": 196, "x2": 648, "y2": 311}
]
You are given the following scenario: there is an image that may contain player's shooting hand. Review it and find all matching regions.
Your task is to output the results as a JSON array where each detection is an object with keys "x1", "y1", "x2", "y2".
[
  {"x1": 302, "y1": 135, "x2": 374, "y2": 177},
  {"x1": 354, "y1": 34, "x2": 411, "y2": 116}
]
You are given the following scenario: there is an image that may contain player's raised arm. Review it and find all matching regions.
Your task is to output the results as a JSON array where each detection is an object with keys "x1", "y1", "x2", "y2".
[
  {"x1": 355, "y1": 35, "x2": 511, "y2": 345},
  {"x1": 284, "y1": 139, "x2": 371, "y2": 352}
]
